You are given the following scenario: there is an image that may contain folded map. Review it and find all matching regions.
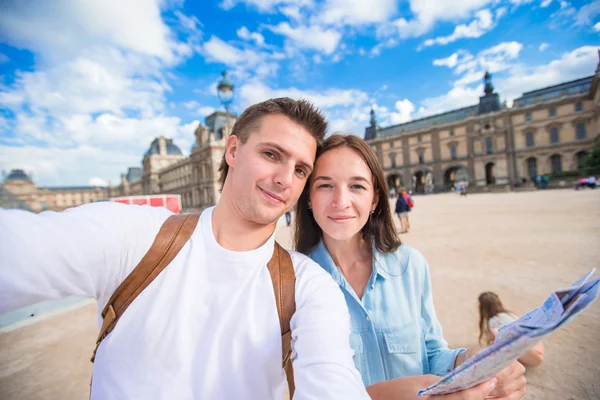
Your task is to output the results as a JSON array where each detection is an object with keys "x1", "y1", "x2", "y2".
[{"x1": 417, "y1": 269, "x2": 599, "y2": 396}]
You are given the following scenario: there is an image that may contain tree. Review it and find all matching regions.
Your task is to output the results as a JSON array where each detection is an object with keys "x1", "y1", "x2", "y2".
[{"x1": 583, "y1": 138, "x2": 600, "y2": 170}]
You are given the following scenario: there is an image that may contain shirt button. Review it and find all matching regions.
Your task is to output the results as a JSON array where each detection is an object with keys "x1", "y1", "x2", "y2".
[{"x1": 366, "y1": 315, "x2": 370, "y2": 321}]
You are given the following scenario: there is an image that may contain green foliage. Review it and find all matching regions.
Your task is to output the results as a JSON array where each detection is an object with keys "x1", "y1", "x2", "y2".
[{"x1": 583, "y1": 139, "x2": 600, "y2": 170}]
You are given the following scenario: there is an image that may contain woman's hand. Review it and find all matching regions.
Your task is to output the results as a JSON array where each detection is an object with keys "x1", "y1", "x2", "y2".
[{"x1": 487, "y1": 361, "x2": 527, "y2": 399}]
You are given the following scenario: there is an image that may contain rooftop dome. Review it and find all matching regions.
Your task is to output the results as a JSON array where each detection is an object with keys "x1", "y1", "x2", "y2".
[
  {"x1": 5, "y1": 169, "x2": 32, "y2": 182},
  {"x1": 144, "y1": 136, "x2": 183, "y2": 157}
]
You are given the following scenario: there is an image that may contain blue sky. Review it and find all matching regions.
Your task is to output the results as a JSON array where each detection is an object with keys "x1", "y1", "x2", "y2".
[{"x1": 0, "y1": 0, "x2": 599, "y2": 186}]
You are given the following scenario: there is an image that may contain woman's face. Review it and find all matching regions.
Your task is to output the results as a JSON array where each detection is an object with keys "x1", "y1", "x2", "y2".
[{"x1": 309, "y1": 146, "x2": 377, "y2": 242}]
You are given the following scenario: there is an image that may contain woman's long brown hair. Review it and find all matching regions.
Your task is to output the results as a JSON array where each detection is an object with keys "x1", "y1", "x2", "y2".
[
  {"x1": 293, "y1": 133, "x2": 401, "y2": 255},
  {"x1": 478, "y1": 291, "x2": 510, "y2": 345}
]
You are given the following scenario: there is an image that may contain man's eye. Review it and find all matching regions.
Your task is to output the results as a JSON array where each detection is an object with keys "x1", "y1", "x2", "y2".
[
  {"x1": 264, "y1": 151, "x2": 276, "y2": 159},
  {"x1": 296, "y1": 168, "x2": 307, "y2": 177}
]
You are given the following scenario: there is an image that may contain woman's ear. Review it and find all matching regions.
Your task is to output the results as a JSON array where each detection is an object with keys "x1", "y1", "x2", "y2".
[
  {"x1": 225, "y1": 135, "x2": 239, "y2": 168},
  {"x1": 371, "y1": 193, "x2": 379, "y2": 213}
]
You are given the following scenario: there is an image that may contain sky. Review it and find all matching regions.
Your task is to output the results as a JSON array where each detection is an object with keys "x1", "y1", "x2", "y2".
[{"x1": 0, "y1": 0, "x2": 599, "y2": 187}]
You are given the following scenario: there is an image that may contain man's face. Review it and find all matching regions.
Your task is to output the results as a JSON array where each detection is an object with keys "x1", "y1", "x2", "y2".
[{"x1": 224, "y1": 114, "x2": 317, "y2": 225}]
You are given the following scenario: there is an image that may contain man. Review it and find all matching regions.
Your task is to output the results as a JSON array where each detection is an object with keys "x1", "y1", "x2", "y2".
[{"x1": 0, "y1": 98, "x2": 523, "y2": 400}]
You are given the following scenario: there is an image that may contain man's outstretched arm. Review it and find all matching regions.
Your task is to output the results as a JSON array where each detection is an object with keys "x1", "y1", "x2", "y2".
[{"x1": 0, "y1": 202, "x2": 170, "y2": 314}]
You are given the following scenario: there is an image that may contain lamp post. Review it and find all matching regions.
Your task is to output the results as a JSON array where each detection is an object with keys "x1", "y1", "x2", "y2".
[{"x1": 217, "y1": 71, "x2": 234, "y2": 137}]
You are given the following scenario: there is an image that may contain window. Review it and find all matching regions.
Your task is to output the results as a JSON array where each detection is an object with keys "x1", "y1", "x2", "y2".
[
  {"x1": 550, "y1": 154, "x2": 562, "y2": 173},
  {"x1": 450, "y1": 144, "x2": 457, "y2": 160},
  {"x1": 550, "y1": 127, "x2": 559, "y2": 144},
  {"x1": 527, "y1": 158, "x2": 538, "y2": 178},
  {"x1": 418, "y1": 135, "x2": 422, "y2": 143},
  {"x1": 549, "y1": 107, "x2": 556, "y2": 117},
  {"x1": 418, "y1": 152, "x2": 424, "y2": 164},
  {"x1": 486, "y1": 137, "x2": 494, "y2": 154},
  {"x1": 390, "y1": 141, "x2": 394, "y2": 148},
  {"x1": 575, "y1": 102, "x2": 583, "y2": 112},
  {"x1": 390, "y1": 153, "x2": 396, "y2": 168},
  {"x1": 576, "y1": 122, "x2": 586, "y2": 140},
  {"x1": 449, "y1": 129, "x2": 454, "y2": 137},
  {"x1": 526, "y1": 131, "x2": 535, "y2": 147},
  {"x1": 525, "y1": 112, "x2": 532, "y2": 122}
]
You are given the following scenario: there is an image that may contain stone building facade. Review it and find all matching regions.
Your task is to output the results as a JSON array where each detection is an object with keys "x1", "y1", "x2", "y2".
[
  {"x1": 366, "y1": 66, "x2": 600, "y2": 194},
  {"x1": 1, "y1": 169, "x2": 112, "y2": 212},
  {"x1": 112, "y1": 111, "x2": 236, "y2": 212}
]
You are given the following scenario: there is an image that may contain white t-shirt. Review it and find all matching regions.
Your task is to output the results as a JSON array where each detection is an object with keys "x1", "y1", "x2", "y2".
[
  {"x1": 488, "y1": 312, "x2": 518, "y2": 331},
  {"x1": 0, "y1": 203, "x2": 369, "y2": 399}
]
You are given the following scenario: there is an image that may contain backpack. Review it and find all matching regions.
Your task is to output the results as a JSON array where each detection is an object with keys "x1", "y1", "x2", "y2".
[{"x1": 90, "y1": 213, "x2": 297, "y2": 396}]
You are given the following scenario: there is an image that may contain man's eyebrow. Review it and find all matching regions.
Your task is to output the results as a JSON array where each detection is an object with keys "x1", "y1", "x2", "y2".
[{"x1": 258, "y1": 141, "x2": 313, "y2": 171}]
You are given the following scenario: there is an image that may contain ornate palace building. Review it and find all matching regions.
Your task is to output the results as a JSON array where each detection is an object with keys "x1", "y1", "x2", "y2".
[
  {"x1": 4, "y1": 63, "x2": 599, "y2": 212},
  {"x1": 1, "y1": 169, "x2": 112, "y2": 212},
  {"x1": 112, "y1": 111, "x2": 236, "y2": 211},
  {"x1": 365, "y1": 65, "x2": 600, "y2": 193}
]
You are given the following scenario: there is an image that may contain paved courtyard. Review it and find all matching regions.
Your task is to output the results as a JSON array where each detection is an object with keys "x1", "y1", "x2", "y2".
[{"x1": 1, "y1": 189, "x2": 599, "y2": 399}]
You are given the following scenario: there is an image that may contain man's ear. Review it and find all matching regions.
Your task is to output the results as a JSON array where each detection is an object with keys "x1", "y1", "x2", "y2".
[{"x1": 225, "y1": 135, "x2": 240, "y2": 169}]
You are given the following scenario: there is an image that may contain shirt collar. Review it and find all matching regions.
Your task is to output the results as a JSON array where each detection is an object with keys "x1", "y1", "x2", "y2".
[{"x1": 309, "y1": 240, "x2": 390, "y2": 285}]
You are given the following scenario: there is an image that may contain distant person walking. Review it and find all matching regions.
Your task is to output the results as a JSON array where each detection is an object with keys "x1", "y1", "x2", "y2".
[
  {"x1": 402, "y1": 188, "x2": 414, "y2": 232},
  {"x1": 285, "y1": 210, "x2": 292, "y2": 226},
  {"x1": 395, "y1": 189, "x2": 410, "y2": 233},
  {"x1": 478, "y1": 292, "x2": 544, "y2": 368}
]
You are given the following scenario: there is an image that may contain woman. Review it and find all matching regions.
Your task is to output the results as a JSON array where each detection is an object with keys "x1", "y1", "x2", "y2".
[
  {"x1": 394, "y1": 190, "x2": 409, "y2": 233},
  {"x1": 479, "y1": 291, "x2": 544, "y2": 367},
  {"x1": 294, "y1": 134, "x2": 526, "y2": 399}
]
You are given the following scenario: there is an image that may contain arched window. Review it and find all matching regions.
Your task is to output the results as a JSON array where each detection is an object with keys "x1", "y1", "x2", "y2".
[
  {"x1": 550, "y1": 154, "x2": 562, "y2": 173},
  {"x1": 526, "y1": 157, "x2": 537, "y2": 178}
]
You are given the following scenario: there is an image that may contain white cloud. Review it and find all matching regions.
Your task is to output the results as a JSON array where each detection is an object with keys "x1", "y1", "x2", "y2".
[
  {"x1": 266, "y1": 23, "x2": 342, "y2": 55},
  {"x1": 539, "y1": 42, "x2": 550, "y2": 51},
  {"x1": 422, "y1": 44, "x2": 597, "y2": 118},
  {"x1": 378, "y1": 0, "x2": 495, "y2": 40},
  {"x1": 0, "y1": 0, "x2": 200, "y2": 186},
  {"x1": 0, "y1": 0, "x2": 185, "y2": 64},
  {"x1": 495, "y1": 45, "x2": 599, "y2": 103},
  {"x1": 0, "y1": 53, "x2": 8, "y2": 63},
  {"x1": 237, "y1": 79, "x2": 372, "y2": 135},
  {"x1": 280, "y1": 5, "x2": 303, "y2": 20},
  {"x1": 541, "y1": 0, "x2": 553, "y2": 7},
  {"x1": 433, "y1": 42, "x2": 523, "y2": 87},
  {"x1": 183, "y1": 100, "x2": 200, "y2": 110},
  {"x1": 197, "y1": 106, "x2": 216, "y2": 117},
  {"x1": 237, "y1": 26, "x2": 265, "y2": 46},
  {"x1": 418, "y1": 85, "x2": 482, "y2": 118},
  {"x1": 238, "y1": 80, "x2": 368, "y2": 109},
  {"x1": 433, "y1": 52, "x2": 461, "y2": 68},
  {"x1": 594, "y1": 22, "x2": 600, "y2": 31},
  {"x1": 420, "y1": 8, "x2": 496, "y2": 49},
  {"x1": 316, "y1": 0, "x2": 398, "y2": 26},
  {"x1": 574, "y1": 1, "x2": 600, "y2": 27},
  {"x1": 89, "y1": 177, "x2": 110, "y2": 187},
  {"x1": 219, "y1": 0, "x2": 312, "y2": 12},
  {"x1": 389, "y1": 99, "x2": 416, "y2": 124}
]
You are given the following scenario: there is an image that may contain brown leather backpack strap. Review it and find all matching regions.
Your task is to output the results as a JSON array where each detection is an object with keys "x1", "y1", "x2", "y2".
[
  {"x1": 267, "y1": 242, "x2": 296, "y2": 396},
  {"x1": 91, "y1": 213, "x2": 200, "y2": 362}
]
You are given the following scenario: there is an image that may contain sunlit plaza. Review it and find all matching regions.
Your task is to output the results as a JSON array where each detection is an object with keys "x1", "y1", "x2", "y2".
[{"x1": 1, "y1": 189, "x2": 598, "y2": 399}]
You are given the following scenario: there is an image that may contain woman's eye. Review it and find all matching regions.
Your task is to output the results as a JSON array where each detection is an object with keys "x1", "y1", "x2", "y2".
[
  {"x1": 317, "y1": 184, "x2": 333, "y2": 189},
  {"x1": 351, "y1": 185, "x2": 366, "y2": 190}
]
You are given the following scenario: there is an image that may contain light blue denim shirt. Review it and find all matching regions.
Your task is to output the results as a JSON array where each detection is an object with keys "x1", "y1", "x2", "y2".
[{"x1": 309, "y1": 240, "x2": 465, "y2": 387}]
